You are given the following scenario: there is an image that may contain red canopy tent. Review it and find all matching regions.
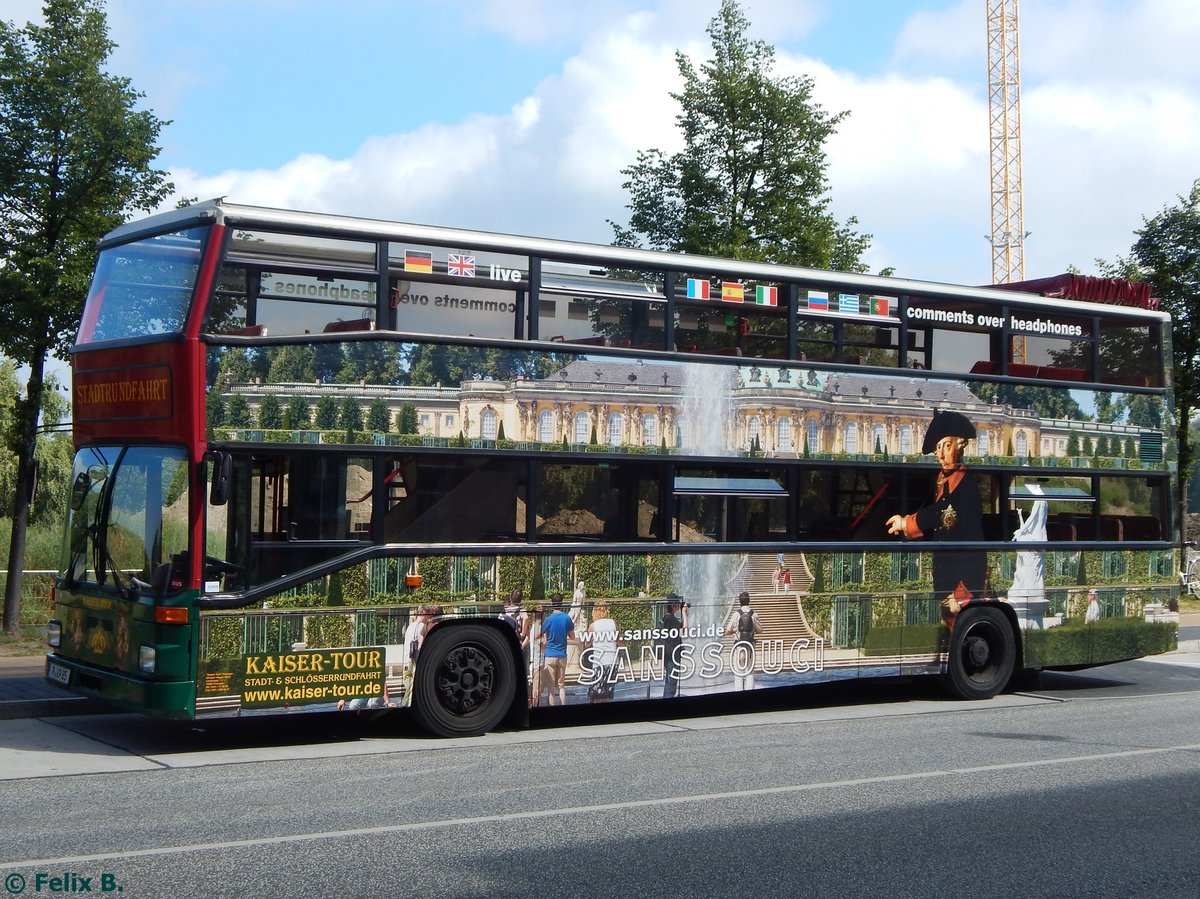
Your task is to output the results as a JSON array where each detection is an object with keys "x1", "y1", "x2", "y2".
[{"x1": 988, "y1": 273, "x2": 1157, "y2": 310}]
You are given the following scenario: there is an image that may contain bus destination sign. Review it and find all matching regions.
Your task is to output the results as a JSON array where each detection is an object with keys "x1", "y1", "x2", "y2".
[{"x1": 75, "y1": 365, "x2": 173, "y2": 422}]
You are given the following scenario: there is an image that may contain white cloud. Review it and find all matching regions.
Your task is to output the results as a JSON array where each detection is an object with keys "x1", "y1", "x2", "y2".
[
  {"x1": 893, "y1": 0, "x2": 979, "y2": 70},
  {"x1": 170, "y1": 8, "x2": 690, "y2": 243}
]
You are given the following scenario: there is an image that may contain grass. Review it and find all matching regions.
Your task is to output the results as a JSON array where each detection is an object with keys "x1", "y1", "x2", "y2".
[
  {"x1": 0, "y1": 573, "x2": 56, "y2": 658},
  {"x1": 0, "y1": 521, "x2": 63, "y2": 656}
]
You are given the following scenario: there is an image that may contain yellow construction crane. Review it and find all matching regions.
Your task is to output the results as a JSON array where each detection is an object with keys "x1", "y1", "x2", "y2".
[{"x1": 986, "y1": 0, "x2": 1026, "y2": 361}]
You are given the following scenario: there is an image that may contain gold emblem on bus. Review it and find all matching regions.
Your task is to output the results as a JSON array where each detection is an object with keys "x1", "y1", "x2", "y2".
[{"x1": 89, "y1": 628, "x2": 109, "y2": 655}]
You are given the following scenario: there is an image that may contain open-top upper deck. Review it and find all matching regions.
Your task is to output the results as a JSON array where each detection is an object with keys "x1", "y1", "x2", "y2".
[{"x1": 83, "y1": 199, "x2": 1169, "y2": 394}]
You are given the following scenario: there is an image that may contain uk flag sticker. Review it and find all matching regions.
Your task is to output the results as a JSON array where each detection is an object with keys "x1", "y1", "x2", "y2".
[{"x1": 447, "y1": 253, "x2": 476, "y2": 278}]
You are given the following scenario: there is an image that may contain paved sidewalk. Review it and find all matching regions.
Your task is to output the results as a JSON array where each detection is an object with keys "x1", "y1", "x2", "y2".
[{"x1": 0, "y1": 655, "x2": 112, "y2": 720}]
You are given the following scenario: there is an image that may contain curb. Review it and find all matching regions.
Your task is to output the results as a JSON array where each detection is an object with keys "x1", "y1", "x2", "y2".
[{"x1": 0, "y1": 696, "x2": 114, "y2": 721}]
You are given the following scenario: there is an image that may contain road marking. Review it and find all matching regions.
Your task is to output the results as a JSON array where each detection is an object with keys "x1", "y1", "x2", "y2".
[{"x1": 5, "y1": 739, "x2": 1200, "y2": 869}]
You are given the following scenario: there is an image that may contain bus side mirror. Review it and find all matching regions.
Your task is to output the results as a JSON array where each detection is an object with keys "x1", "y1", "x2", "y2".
[
  {"x1": 209, "y1": 452, "x2": 231, "y2": 506},
  {"x1": 69, "y1": 471, "x2": 90, "y2": 510}
]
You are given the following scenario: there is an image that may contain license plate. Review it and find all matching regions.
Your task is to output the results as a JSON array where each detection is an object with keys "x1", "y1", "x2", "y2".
[{"x1": 47, "y1": 662, "x2": 71, "y2": 685}]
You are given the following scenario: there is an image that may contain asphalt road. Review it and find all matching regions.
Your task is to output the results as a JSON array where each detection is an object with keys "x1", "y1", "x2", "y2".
[{"x1": 2, "y1": 657, "x2": 1199, "y2": 899}]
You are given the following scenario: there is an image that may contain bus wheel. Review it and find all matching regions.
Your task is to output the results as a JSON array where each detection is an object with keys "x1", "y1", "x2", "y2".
[
  {"x1": 410, "y1": 624, "x2": 516, "y2": 737},
  {"x1": 943, "y1": 606, "x2": 1015, "y2": 700}
]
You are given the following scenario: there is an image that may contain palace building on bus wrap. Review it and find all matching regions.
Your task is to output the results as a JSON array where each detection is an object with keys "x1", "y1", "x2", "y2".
[{"x1": 221, "y1": 358, "x2": 1146, "y2": 463}]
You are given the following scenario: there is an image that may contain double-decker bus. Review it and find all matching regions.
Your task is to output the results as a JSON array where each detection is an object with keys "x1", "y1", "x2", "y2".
[{"x1": 46, "y1": 200, "x2": 1179, "y2": 736}]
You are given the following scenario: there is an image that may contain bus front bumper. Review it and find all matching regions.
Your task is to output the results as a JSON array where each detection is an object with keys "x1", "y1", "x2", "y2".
[{"x1": 45, "y1": 654, "x2": 195, "y2": 720}]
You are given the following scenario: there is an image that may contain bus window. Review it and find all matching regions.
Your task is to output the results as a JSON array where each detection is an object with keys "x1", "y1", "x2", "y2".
[
  {"x1": 793, "y1": 314, "x2": 901, "y2": 367},
  {"x1": 904, "y1": 297, "x2": 994, "y2": 375},
  {"x1": 61, "y1": 446, "x2": 190, "y2": 591},
  {"x1": 1097, "y1": 315, "x2": 1162, "y2": 388},
  {"x1": 539, "y1": 266, "x2": 665, "y2": 349},
  {"x1": 794, "y1": 314, "x2": 837, "y2": 363},
  {"x1": 209, "y1": 453, "x2": 374, "y2": 588},
  {"x1": 382, "y1": 455, "x2": 527, "y2": 543},
  {"x1": 673, "y1": 469, "x2": 787, "y2": 542},
  {"x1": 225, "y1": 230, "x2": 377, "y2": 271},
  {"x1": 537, "y1": 463, "x2": 661, "y2": 541},
  {"x1": 541, "y1": 293, "x2": 667, "y2": 350},
  {"x1": 735, "y1": 306, "x2": 788, "y2": 360},
  {"x1": 256, "y1": 273, "x2": 378, "y2": 336},
  {"x1": 206, "y1": 262, "x2": 252, "y2": 335},
  {"x1": 1012, "y1": 309, "x2": 1091, "y2": 382},
  {"x1": 79, "y1": 226, "x2": 207, "y2": 344}
]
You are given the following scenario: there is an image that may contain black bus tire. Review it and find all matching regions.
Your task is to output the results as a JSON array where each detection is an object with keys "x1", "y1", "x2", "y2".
[
  {"x1": 943, "y1": 605, "x2": 1016, "y2": 700},
  {"x1": 410, "y1": 624, "x2": 517, "y2": 737}
]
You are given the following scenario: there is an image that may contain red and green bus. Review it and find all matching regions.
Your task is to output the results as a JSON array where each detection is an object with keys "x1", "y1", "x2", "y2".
[{"x1": 46, "y1": 200, "x2": 1179, "y2": 736}]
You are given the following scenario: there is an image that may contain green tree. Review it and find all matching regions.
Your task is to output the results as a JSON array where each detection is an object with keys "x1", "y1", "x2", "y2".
[
  {"x1": 395, "y1": 402, "x2": 418, "y2": 435},
  {"x1": 1093, "y1": 391, "x2": 1120, "y2": 424},
  {"x1": 1126, "y1": 394, "x2": 1164, "y2": 430},
  {"x1": 226, "y1": 394, "x2": 251, "y2": 428},
  {"x1": 267, "y1": 344, "x2": 317, "y2": 383},
  {"x1": 611, "y1": 0, "x2": 869, "y2": 270},
  {"x1": 366, "y1": 397, "x2": 391, "y2": 433},
  {"x1": 256, "y1": 394, "x2": 282, "y2": 429},
  {"x1": 314, "y1": 396, "x2": 339, "y2": 430},
  {"x1": 0, "y1": 358, "x2": 70, "y2": 525},
  {"x1": 284, "y1": 395, "x2": 311, "y2": 430},
  {"x1": 0, "y1": 0, "x2": 171, "y2": 631},
  {"x1": 1095, "y1": 181, "x2": 1200, "y2": 520},
  {"x1": 312, "y1": 342, "x2": 345, "y2": 384},
  {"x1": 206, "y1": 392, "x2": 226, "y2": 432},
  {"x1": 339, "y1": 397, "x2": 363, "y2": 437},
  {"x1": 972, "y1": 383, "x2": 1084, "y2": 420},
  {"x1": 338, "y1": 341, "x2": 402, "y2": 385},
  {"x1": 402, "y1": 343, "x2": 566, "y2": 387},
  {"x1": 214, "y1": 347, "x2": 254, "y2": 389}
]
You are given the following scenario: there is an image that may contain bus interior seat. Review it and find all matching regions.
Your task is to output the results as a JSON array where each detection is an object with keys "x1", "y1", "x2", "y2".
[
  {"x1": 221, "y1": 324, "x2": 268, "y2": 337},
  {"x1": 1121, "y1": 516, "x2": 1161, "y2": 540},
  {"x1": 1045, "y1": 517, "x2": 1076, "y2": 541},
  {"x1": 980, "y1": 513, "x2": 1003, "y2": 541},
  {"x1": 1104, "y1": 373, "x2": 1152, "y2": 387},
  {"x1": 1098, "y1": 515, "x2": 1124, "y2": 540},
  {"x1": 322, "y1": 318, "x2": 375, "y2": 333},
  {"x1": 1037, "y1": 366, "x2": 1086, "y2": 381}
]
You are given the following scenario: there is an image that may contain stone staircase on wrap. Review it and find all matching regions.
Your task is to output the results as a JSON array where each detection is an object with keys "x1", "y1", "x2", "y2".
[{"x1": 720, "y1": 552, "x2": 820, "y2": 646}]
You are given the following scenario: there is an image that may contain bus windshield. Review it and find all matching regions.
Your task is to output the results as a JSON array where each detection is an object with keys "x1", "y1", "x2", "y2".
[
  {"x1": 60, "y1": 446, "x2": 191, "y2": 595},
  {"x1": 77, "y1": 225, "x2": 209, "y2": 344}
]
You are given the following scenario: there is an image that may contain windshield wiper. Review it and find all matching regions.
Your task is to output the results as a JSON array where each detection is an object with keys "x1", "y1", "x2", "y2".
[
  {"x1": 93, "y1": 448, "x2": 135, "y2": 599},
  {"x1": 97, "y1": 539, "x2": 136, "y2": 600}
]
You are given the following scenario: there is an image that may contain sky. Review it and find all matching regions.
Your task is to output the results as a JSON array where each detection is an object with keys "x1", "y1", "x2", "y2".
[{"x1": 5, "y1": 0, "x2": 1200, "y2": 291}]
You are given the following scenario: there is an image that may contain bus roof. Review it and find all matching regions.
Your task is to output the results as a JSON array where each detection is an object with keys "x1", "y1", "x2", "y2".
[{"x1": 100, "y1": 198, "x2": 1170, "y2": 323}]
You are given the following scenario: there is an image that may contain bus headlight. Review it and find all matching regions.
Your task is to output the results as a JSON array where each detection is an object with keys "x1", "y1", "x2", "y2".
[
  {"x1": 138, "y1": 644, "x2": 157, "y2": 675},
  {"x1": 47, "y1": 619, "x2": 61, "y2": 648}
]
